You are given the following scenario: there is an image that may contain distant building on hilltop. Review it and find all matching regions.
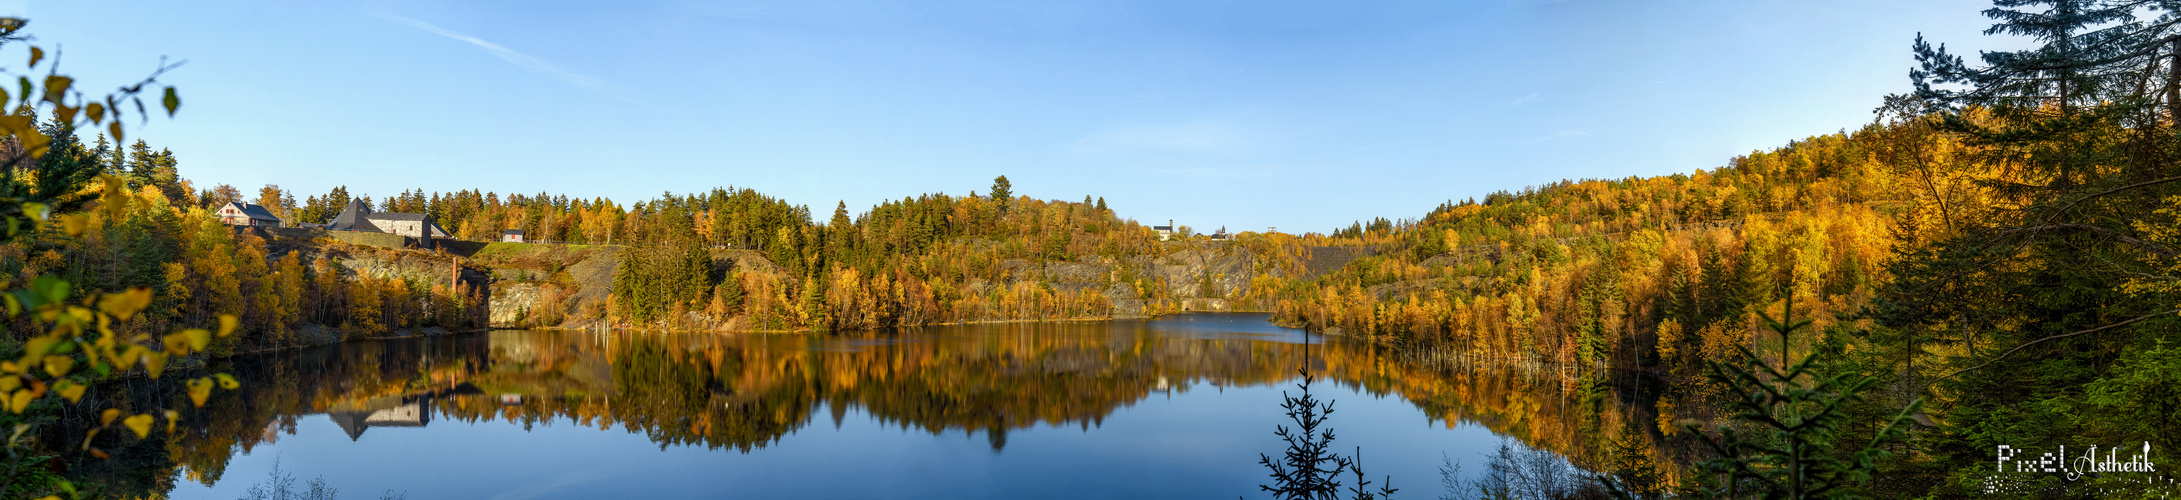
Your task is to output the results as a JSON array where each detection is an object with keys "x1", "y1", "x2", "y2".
[
  {"x1": 1154, "y1": 219, "x2": 1175, "y2": 241},
  {"x1": 216, "y1": 202, "x2": 282, "y2": 227},
  {"x1": 325, "y1": 199, "x2": 450, "y2": 247},
  {"x1": 501, "y1": 229, "x2": 525, "y2": 243}
]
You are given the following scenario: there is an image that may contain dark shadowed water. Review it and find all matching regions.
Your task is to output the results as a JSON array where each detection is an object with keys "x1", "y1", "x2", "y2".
[{"x1": 120, "y1": 313, "x2": 1633, "y2": 499}]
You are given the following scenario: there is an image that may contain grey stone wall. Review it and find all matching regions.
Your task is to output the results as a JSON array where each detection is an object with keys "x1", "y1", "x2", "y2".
[{"x1": 370, "y1": 219, "x2": 426, "y2": 238}]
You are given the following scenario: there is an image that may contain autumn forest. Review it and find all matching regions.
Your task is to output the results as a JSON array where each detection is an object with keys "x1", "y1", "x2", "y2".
[{"x1": 0, "y1": 1, "x2": 2176, "y2": 498}]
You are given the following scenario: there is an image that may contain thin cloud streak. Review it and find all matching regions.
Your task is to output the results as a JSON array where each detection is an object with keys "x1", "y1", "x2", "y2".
[
  {"x1": 1539, "y1": 129, "x2": 1589, "y2": 141},
  {"x1": 377, "y1": 14, "x2": 629, "y2": 101}
]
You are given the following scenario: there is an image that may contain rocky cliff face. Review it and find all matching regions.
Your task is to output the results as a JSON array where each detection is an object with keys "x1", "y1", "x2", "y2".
[
  {"x1": 473, "y1": 241, "x2": 1373, "y2": 330},
  {"x1": 462, "y1": 244, "x2": 616, "y2": 329}
]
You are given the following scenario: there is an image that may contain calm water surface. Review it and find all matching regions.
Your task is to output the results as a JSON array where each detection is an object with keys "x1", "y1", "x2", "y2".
[{"x1": 128, "y1": 313, "x2": 1632, "y2": 499}]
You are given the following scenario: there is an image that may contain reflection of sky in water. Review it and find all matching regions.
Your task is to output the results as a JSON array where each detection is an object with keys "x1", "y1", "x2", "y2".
[{"x1": 163, "y1": 314, "x2": 1510, "y2": 499}]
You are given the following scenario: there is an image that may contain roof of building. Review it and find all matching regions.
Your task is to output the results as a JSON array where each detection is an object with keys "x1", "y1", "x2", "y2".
[
  {"x1": 328, "y1": 411, "x2": 370, "y2": 441},
  {"x1": 223, "y1": 202, "x2": 281, "y2": 221},
  {"x1": 326, "y1": 199, "x2": 376, "y2": 231},
  {"x1": 1152, "y1": 226, "x2": 1173, "y2": 231},
  {"x1": 502, "y1": 229, "x2": 525, "y2": 235}
]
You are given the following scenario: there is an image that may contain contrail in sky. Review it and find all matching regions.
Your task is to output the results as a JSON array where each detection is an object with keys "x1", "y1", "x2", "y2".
[{"x1": 377, "y1": 13, "x2": 619, "y2": 96}]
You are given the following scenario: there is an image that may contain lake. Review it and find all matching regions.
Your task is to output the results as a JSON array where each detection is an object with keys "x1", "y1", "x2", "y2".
[{"x1": 91, "y1": 313, "x2": 1657, "y2": 499}]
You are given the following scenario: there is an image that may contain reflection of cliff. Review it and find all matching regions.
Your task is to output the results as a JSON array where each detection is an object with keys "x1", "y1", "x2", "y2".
[
  {"x1": 67, "y1": 319, "x2": 1679, "y2": 499},
  {"x1": 443, "y1": 322, "x2": 1318, "y2": 452}
]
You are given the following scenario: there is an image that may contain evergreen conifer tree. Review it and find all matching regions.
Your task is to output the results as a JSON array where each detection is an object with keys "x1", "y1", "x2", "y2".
[{"x1": 989, "y1": 175, "x2": 1012, "y2": 213}]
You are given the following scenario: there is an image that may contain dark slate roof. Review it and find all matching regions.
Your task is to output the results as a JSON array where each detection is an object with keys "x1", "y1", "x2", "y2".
[
  {"x1": 328, "y1": 412, "x2": 370, "y2": 441},
  {"x1": 1152, "y1": 226, "x2": 1173, "y2": 231},
  {"x1": 327, "y1": 199, "x2": 376, "y2": 231},
  {"x1": 502, "y1": 229, "x2": 525, "y2": 235},
  {"x1": 226, "y1": 202, "x2": 281, "y2": 221}
]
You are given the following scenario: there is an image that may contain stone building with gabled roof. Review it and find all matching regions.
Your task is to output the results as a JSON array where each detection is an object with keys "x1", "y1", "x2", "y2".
[{"x1": 324, "y1": 198, "x2": 450, "y2": 247}]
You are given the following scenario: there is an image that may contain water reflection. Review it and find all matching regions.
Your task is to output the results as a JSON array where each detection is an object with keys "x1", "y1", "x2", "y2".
[{"x1": 57, "y1": 314, "x2": 1676, "y2": 498}]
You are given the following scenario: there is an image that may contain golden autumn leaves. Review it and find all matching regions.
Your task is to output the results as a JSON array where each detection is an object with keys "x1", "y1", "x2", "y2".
[{"x1": 0, "y1": 179, "x2": 239, "y2": 464}]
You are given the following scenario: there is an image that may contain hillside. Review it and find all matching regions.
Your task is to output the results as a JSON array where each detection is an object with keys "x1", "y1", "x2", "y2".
[
  {"x1": 1277, "y1": 129, "x2": 1906, "y2": 376},
  {"x1": 472, "y1": 229, "x2": 1375, "y2": 332}
]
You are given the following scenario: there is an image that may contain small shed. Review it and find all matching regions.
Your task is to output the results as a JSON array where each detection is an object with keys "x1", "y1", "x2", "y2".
[{"x1": 501, "y1": 229, "x2": 526, "y2": 243}]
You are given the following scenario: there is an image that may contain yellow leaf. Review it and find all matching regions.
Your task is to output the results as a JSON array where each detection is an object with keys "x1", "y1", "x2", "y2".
[
  {"x1": 17, "y1": 127, "x2": 47, "y2": 157},
  {"x1": 0, "y1": 115, "x2": 29, "y2": 134},
  {"x1": 58, "y1": 214, "x2": 86, "y2": 237},
  {"x1": 26, "y1": 46, "x2": 40, "y2": 68},
  {"x1": 97, "y1": 287, "x2": 152, "y2": 321},
  {"x1": 142, "y1": 352, "x2": 166, "y2": 379},
  {"x1": 162, "y1": 332, "x2": 189, "y2": 356},
  {"x1": 213, "y1": 373, "x2": 238, "y2": 390},
  {"x1": 7, "y1": 390, "x2": 30, "y2": 413},
  {"x1": 121, "y1": 413, "x2": 152, "y2": 438},
  {"x1": 100, "y1": 408, "x2": 120, "y2": 427},
  {"x1": 183, "y1": 329, "x2": 210, "y2": 351},
  {"x1": 115, "y1": 346, "x2": 142, "y2": 369},
  {"x1": 0, "y1": 362, "x2": 15, "y2": 375},
  {"x1": 0, "y1": 376, "x2": 15, "y2": 393},
  {"x1": 185, "y1": 377, "x2": 212, "y2": 407},
  {"x1": 217, "y1": 314, "x2": 238, "y2": 338},
  {"x1": 22, "y1": 336, "x2": 58, "y2": 361},
  {"x1": 84, "y1": 102, "x2": 103, "y2": 125},
  {"x1": 107, "y1": 121, "x2": 122, "y2": 145},
  {"x1": 41, "y1": 355, "x2": 72, "y2": 378},
  {"x1": 88, "y1": 448, "x2": 107, "y2": 460},
  {"x1": 41, "y1": 75, "x2": 70, "y2": 104},
  {"x1": 0, "y1": 116, "x2": 48, "y2": 158},
  {"x1": 164, "y1": 409, "x2": 179, "y2": 434},
  {"x1": 56, "y1": 381, "x2": 84, "y2": 403}
]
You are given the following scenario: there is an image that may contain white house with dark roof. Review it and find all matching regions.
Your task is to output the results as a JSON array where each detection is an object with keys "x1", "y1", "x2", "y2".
[
  {"x1": 216, "y1": 202, "x2": 282, "y2": 227},
  {"x1": 501, "y1": 229, "x2": 525, "y2": 243},
  {"x1": 1152, "y1": 219, "x2": 1175, "y2": 241}
]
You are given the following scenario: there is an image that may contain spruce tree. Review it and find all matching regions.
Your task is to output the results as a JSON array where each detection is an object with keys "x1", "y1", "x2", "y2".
[
  {"x1": 1681, "y1": 296, "x2": 1920, "y2": 499},
  {"x1": 1887, "y1": 1, "x2": 2181, "y2": 488},
  {"x1": 989, "y1": 175, "x2": 1012, "y2": 213}
]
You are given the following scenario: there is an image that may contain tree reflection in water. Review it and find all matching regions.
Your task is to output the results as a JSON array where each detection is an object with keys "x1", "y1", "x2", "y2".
[{"x1": 49, "y1": 315, "x2": 1687, "y2": 497}]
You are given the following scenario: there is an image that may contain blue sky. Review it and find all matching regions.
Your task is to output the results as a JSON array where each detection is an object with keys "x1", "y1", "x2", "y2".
[{"x1": 10, "y1": 0, "x2": 2004, "y2": 233}]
